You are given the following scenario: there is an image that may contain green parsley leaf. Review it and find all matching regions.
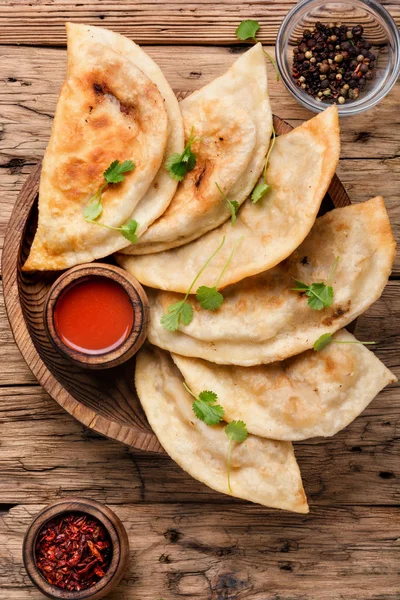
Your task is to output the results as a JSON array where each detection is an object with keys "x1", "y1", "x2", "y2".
[
  {"x1": 227, "y1": 200, "x2": 239, "y2": 224},
  {"x1": 161, "y1": 236, "x2": 226, "y2": 331},
  {"x1": 83, "y1": 199, "x2": 103, "y2": 221},
  {"x1": 83, "y1": 159, "x2": 138, "y2": 241},
  {"x1": 165, "y1": 128, "x2": 198, "y2": 181},
  {"x1": 194, "y1": 235, "x2": 244, "y2": 312},
  {"x1": 165, "y1": 154, "x2": 188, "y2": 181},
  {"x1": 225, "y1": 420, "x2": 248, "y2": 443},
  {"x1": 292, "y1": 257, "x2": 339, "y2": 311},
  {"x1": 225, "y1": 420, "x2": 248, "y2": 494},
  {"x1": 251, "y1": 127, "x2": 276, "y2": 202},
  {"x1": 235, "y1": 20, "x2": 280, "y2": 81},
  {"x1": 313, "y1": 333, "x2": 376, "y2": 352},
  {"x1": 160, "y1": 301, "x2": 194, "y2": 332},
  {"x1": 251, "y1": 182, "x2": 270, "y2": 204},
  {"x1": 307, "y1": 283, "x2": 333, "y2": 310},
  {"x1": 196, "y1": 285, "x2": 224, "y2": 311},
  {"x1": 183, "y1": 383, "x2": 225, "y2": 426},
  {"x1": 104, "y1": 159, "x2": 135, "y2": 184},
  {"x1": 313, "y1": 333, "x2": 333, "y2": 351},
  {"x1": 235, "y1": 19, "x2": 260, "y2": 41},
  {"x1": 120, "y1": 219, "x2": 138, "y2": 244},
  {"x1": 215, "y1": 183, "x2": 239, "y2": 225},
  {"x1": 292, "y1": 280, "x2": 333, "y2": 310}
]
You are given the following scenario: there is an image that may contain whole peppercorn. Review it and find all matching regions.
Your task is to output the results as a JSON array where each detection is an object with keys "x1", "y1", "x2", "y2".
[{"x1": 292, "y1": 22, "x2": 375, "y2": 105}]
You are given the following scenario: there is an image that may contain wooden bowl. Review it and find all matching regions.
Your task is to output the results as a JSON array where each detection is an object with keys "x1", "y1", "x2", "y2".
[
  {"x1": 44, "y1": 263, "x2": 149, "y2": 370},
  {"x1": 22, "y1": 497, "x2": 129, "y2": 600},
  {"x1": 1, "y1": 115, "x2": 351, "y2": 452}
]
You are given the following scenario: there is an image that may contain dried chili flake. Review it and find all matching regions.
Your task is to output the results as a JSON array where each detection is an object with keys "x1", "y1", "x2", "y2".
[{"x1": 35, "y1": 512, "x2": 112, "y2": 592}]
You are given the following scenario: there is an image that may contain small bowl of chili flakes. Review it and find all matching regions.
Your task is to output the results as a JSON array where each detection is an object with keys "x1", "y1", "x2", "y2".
[
  {"x1": 23, "y1": 497, "x2": 129, "y2": 600},
  {"x1": 276, "y1": 0, "x2": 400, "y2": 116}
]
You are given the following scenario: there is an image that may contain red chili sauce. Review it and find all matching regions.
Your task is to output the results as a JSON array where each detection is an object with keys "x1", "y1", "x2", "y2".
[{"x1": 54, "y1": 277, "x2": 134, "y2": 355}]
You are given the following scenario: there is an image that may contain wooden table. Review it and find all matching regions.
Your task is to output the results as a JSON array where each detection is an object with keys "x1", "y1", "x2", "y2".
[{"x1": 1, "y1": 2, "x2": 399, "y2": 598}]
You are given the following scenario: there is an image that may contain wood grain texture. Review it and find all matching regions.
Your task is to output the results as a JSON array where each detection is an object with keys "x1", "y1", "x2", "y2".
[
  {"x1": 0, "y1": 376, "x2": 398, "y2": 506},
  {"x1": 0, "y1": 0, "x2": 398, "y2": 46},
  {"x1": 1, "y1": 503, "x2": 400, "y2": 600},
  {"x1": 1, "y1": 46, "x2": 399, "y2": 270}
]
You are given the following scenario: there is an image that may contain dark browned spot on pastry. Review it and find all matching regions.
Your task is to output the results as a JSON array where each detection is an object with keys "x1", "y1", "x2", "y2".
[
  {"x1": 93, "y1": 82, "x2": 105, "y2": 95},
  {"x1": 301, "y1": 256, "x2": 309, "y2": 265},
  {"x1": 91, "y1": 115, "x2": 111, "y2": 129},
  {"x1": 324, "y1": 356, "x2": 336, "y2": 373},
  {"x1": 194, "y1": 164, "x2": 207, "y2": 188},
  {"x1": 120, "y1": 102, "x2": 131, "y2": 115},
  {"x1": 322, "y1": 305, "x2": 348, "y2": 326}
]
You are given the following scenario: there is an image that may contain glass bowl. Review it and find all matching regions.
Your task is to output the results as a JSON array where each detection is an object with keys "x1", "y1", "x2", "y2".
[{"x1": 276, "y1": 0, "x2": 400, "y2": 116}]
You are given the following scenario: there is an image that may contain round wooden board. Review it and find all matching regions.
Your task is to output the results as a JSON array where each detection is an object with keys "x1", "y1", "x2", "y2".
[{"x1": 2, "y1": 115, "x2": 351, "y2": 453}]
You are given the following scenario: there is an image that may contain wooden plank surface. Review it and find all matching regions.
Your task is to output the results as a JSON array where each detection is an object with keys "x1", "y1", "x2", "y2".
[
  {"x1": 0, "y1": 3, "x2": 399, "y2": 598},
  {"x1": 0, "y1": 0, "x2": 399, "y2": 46},
  {"x1": 1, "y1": 504, "x2": 400, "y2": 600}
]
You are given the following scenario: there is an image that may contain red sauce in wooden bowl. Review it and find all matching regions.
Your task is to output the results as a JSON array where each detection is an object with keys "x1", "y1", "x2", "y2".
[{"x1": 54, "y1": 277, "x2": 134, "y2": 355}]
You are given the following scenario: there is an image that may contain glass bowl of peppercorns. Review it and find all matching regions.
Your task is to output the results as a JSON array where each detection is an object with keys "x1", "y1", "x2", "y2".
[{"x1": 276, "y1": 0, "x2": 400, "y2": 115}]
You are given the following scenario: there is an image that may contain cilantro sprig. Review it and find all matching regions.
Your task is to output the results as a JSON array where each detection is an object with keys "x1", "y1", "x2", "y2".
[
  {"x1": 165, "y1": 127, "x2": 199, "y2": 181},
  {"x1": 83, "y1": 160, "x2": 139, "y2": 243},
  {"x1": 225, "y1": 420, "x2": 248, "y2": 494},
  {"x1": 314, "y1": 333, "x2": 376, "y2": 352},
  {"x1": 183, "y1": 382, "x2": 225, "y2": 425},
  {"x1": 236, "y1": 20, "x2": 280, "y2": 82},
  {"x1": 292, "y1": 257, "x2": 339, "y2": 310},
  {"x1": 195, "y1": 236, "x2": 244, "y2": 311},
  {"x1": 160, "y1": 236, "x2": 226, "y2": 332},
  {"x1": 183, "y1": 380, "x2": 249, "y2": 494},
  {"x1": 251, "y1": 126, "x2": 276, "y2": 203},
  {"x1": 216, "y1": 182, "x2": 239, "y2": 225}
]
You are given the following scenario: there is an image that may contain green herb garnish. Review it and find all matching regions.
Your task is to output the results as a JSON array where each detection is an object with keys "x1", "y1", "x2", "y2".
[
  {"x1": 83, "y1": 159, "x2": 138, "y2": 242},
  {"x1": 292, "y1": 257, "x2": 339, "y2": 310},
  {"x1": 195, "y1": 236, "x2": 243, "y2": 311},
  {"x1": 236, "y1": 19, "x2": 280, "y2": 81},
  {"x1": 216, "y1": 182, "x2": 239, "y2": 225},
  {"x1": 183, "y1": 382, "x2": 225, "y2": 425},
  {"x1": 314, "y1": 333, "x2": 376, "y2": 352},
  {"x1": 165, "y1": 127, "x2": 199, "y2": 181},
  {"x1": 251, "y1": 126, "x2": 276, "y2": 203},
  {"x1": 160, "y1": 236, "x2": 226, "y2": 332},
  {"x1": 225, "y1": 420, "x2": 248, "y2": 494}
]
